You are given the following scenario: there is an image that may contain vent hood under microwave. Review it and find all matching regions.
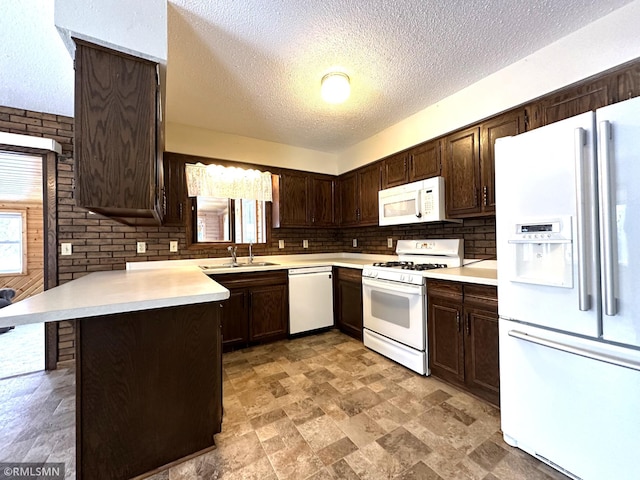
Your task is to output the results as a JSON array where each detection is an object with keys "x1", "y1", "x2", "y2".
[{"x1": 378, "y1": 177, "x2": 460, "y2": 226}]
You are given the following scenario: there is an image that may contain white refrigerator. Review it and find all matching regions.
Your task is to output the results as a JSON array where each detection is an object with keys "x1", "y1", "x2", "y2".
[{"x1": 495, "y1": 96, "x2": 640, "y2": 480}]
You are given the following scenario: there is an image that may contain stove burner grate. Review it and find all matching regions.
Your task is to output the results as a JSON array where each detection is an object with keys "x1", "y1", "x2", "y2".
[{"x1": 372, "y1": 261, "x2": 448, "y2": 271}]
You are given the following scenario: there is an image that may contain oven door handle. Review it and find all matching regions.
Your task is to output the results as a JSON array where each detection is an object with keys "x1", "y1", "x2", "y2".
[{"x1": 363, "y1": 277, "x2": 424, "y2": 295}]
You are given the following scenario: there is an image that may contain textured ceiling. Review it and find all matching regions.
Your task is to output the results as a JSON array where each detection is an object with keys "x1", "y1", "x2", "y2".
[
  {"x1": 0, "y1": 1, "x2": 634, "y2": 156},
  {"x1": 166, "y1": 0, "x2": 633, "y2": 153}
]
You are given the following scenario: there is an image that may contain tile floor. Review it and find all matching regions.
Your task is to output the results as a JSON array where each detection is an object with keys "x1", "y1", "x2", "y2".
[
  {"x1": 0, "y1": 330, "x2": 570, "y2": 480},
  {"x1": 0, "y1": 322, "x2": 45, "y2": 379}
]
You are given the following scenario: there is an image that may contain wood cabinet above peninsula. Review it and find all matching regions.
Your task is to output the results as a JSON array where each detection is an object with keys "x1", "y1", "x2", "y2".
[{"x1": 74, "y1": 39, "x2": 164, "y2": 226}]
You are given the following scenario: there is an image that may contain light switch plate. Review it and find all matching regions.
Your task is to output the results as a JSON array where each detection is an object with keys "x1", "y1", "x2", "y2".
[
  {"x1": 61, "y1": 243, "x2": 72, "y2": 256},
  {"x1": 169, "y1": 241, "x2": 178, "y2": 253},
  {"x1": 137, "y1": 242, "x2": 146, "y2": 254},
  {"x1": 278, "y1": 240, "x2": 285, "y2": 249},
  {"x1": 303, "y1": 239, "x2": 309, "y2": 248},
  {"x1": 387, "y1": 237, "x2": 393, "y2": 248},
  {"x1": 352, "y1": 238, "x2": 358, "y2": 247}
]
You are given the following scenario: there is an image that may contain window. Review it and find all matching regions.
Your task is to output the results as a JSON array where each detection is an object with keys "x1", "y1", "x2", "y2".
[
  {"x1": 195, "y1": 197, "x2": 266, "y2": 244},
  {"x1": 0, "y1": 210, "x2": 27, "y2": 275}
]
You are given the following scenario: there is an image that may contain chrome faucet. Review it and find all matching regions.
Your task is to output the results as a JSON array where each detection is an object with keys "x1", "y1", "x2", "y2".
[
  {"x1": 248, "y1": 242, "x2": 254, "y2": 264},
  {"x1": 227, "y1": 245, "x2": 238, "y2": 265}
]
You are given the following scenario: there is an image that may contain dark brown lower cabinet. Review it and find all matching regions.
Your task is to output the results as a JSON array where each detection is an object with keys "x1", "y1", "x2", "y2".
[
  {"x1": 76, "y1": 302, "x2": 223, "y2": 480},
  {"x1": 211, "y1": 271, "x2": 288, "y2": 350},
  {"x1": 334, "y1": 267, "x2": 363, "y2": 340},
  {"x1": 427, "y1": 280, "x2": 499, "y2": 406}
]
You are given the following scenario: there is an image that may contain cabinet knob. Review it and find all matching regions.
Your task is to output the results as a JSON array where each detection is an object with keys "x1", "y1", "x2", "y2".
[
  {"x1": 482, "y1": 185, "x2": 488, "y2": 206},
  {"x1": 466, "y1": 314, "x2": 471, "y2": 335},
  {"x1": 456, "y1": 311, "x2": 461, "y2": 331}
]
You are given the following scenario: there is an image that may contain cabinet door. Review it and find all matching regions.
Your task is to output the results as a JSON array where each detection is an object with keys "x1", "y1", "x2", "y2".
[
  {"x1": 614, "y1": 63, "x2": 640, "y2": 102},
  {"x1": 220, "y1": 289, "x2": 249, "y2": 350},
  {"x1": 382, "y1": 153, "x2": 409, "y2": 188},
  {"x1": 311, "y1": 176, "x2": 335, "y2": 226},
  {"x1": 74, "y1": 40, "x2": 159, "y2": 220},
  {"x1": 249, "y1": 284, "x2": 288, "y2": 342},
  {"x1": 277, "y1": 172, "x2": 310, "y2": 226},
  {"x1": 428, "y1": 295, "x2": 465, "y2": 384},
  {"x1": 464, "y1": 307, "x2": 500, "y2": 406},
  {"x1": 338, "y1": 172, "x2": 359, "y2": 226},
  {"x1": 357, "y1": 164, "x2": 381, "y2": 225},
  {"x1": 443, "y1": 126, "x2": 481, "y2": 217},
  {"x1": 335, "y1": 268, "x2": 363, "y2": 340},
  {"x1": 163, "y1": 155, "x2": 186, "y2": 226},
  {"x1": 409, "y1": 141, "x2": 441, "y2": 181},
  {"x1": 480, "y1": 111, "x2": 524, "y2": 212},
  {"x1": 527, "y1": 78, "x2": 613, "y2": 129}
]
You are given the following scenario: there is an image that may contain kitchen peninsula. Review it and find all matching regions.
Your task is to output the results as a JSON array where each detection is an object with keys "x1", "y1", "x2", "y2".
[{"x1": 0, "y1": 267, "x2": 230, "y2": 480}]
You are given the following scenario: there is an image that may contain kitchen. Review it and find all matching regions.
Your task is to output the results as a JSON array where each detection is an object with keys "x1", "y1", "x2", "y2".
[{"x1": 1, "y1": 1, "x2": 640, "y2": 479}]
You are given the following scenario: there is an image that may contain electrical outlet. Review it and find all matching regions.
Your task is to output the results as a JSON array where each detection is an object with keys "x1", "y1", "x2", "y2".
[
  {"x1": 352, "y1": 238, "x2": 358, "y2": 248},
  {"x1": 387, "y1": 237, "x2": 393, "y2": 248},
  {"x1": 169, "y1": 241, "x2": 178, "y2": 253},
  {"x1": 137, "y1": 242, "x2": 146, "y2": 254},
  {"x1": 61, "y1": 243, "x2": 72, "y2": 256},
  {"x1": 303, "y1": 239, "x2": 309, "y2": 249},
  {"x1": 278, "y1": 240, "x2": 285, "y2": 249}
]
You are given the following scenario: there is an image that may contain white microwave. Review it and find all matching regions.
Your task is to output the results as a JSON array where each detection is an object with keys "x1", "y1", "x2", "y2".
[{"x1": 378, "y1": 177, "x2": 459, "y2": 226}]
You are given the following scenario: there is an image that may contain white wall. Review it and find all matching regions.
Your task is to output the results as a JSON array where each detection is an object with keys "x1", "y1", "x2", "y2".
[
  {"x1": 54, "y1": 0, "x2": 167, "y2": 62},
  {"x1": 166, "y1": 123, "x2": 338, "y2": 175},
  {"x1": 337, "y1": 0, "x2": 640, "y2": 174}
]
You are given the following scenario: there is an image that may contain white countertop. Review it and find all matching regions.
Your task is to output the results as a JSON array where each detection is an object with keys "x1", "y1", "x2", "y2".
[
  {"x1": 0, "y1": 266, "x2": 229, "y2": 328},
  {"x1": 422, "y1": 260, "x2": 498, "y2": 286},
  {"x1": 127, "y1": 254, "x2": 498, "y2": 285}
]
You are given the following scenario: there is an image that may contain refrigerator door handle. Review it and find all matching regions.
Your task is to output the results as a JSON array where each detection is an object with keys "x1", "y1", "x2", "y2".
[
  {"x1": 574, "y1": 128, "x2": 591, "y2": 311},
  {"x1": 598, "y1": 120, "x2": 617, "y2": 316},
  {"x1": 508, "y1": 330, "x2": 640, "y2": 372}
]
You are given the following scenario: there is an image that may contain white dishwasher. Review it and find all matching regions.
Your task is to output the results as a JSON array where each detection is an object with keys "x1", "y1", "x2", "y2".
[{"x1": 288, "y1": 266, "x2": 334, "y2": 334}]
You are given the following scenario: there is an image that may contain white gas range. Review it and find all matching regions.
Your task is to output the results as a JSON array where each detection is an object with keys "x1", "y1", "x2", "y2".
[{"x1": 362, "y1": 239, "x2": 463, "y2": 375}]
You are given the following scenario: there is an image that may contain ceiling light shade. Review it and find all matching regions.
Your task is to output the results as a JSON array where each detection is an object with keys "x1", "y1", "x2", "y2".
[{"x1": 321, "y1": 72, "x2": 350, "y2": 104}]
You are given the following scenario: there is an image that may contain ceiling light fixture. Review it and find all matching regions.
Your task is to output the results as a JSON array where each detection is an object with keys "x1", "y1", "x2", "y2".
[{"x1": 321, "y1": 72, "x2": 350, "y2": 104}]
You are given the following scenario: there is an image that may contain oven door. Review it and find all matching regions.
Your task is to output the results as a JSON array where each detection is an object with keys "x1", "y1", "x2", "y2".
[{"x1": 362, "y1": 277, "x2": 426, "y2": 350}]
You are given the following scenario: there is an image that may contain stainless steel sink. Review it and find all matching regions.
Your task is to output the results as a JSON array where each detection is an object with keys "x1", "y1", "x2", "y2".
[
  {"x1": 200, "y1": 262, "x2": 278, "y2": 270},
  {"x1": 235, "y1": 261, "x2": 279, "y2": 267}
]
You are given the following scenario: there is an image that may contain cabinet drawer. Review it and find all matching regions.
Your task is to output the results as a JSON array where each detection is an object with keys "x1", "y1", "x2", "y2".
[
  {"x1": 464, "y1": 284, "x2": 498, "y2": 311},
  {"x1": 335, "y1": 267, "x2": 362, "y2": 283},
  {"x1": 427, "y1": 280, "x2": 463, "y2": 301}
]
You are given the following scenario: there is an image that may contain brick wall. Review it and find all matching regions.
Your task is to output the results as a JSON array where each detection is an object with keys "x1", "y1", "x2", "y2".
[
  {"x1": 1, "y1": 104, "x2": 497, "y2": 364},
  {"x1": 338, "y1": 218, "x2": 496, "y2": 258}
]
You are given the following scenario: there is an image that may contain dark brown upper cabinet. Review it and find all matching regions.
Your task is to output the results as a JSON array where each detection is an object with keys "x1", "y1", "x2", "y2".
[
  {"x1": 162, "y1": 153, "x2": 186, "y2": 226},
  {"x1": 443, "y1": 126, "x2": 481, "y2": 218},
  {"x1": 381, "y1": 140, "x2": 441, "y2": 190},
  {"x1": 382, "y1": 153, "x2": 409, "y2": 189},
  {"x1": 74, "y1": 39, "x2": 164, "y2": 226},
  {"x1": 339, "y1": 163, "x2": 381, "y2": 226},
  {"x1": 443, "y1": 110, "x2": 523, "y2": 217},
  {"x1": 479, "y1": 110, "x2": 524, "y2": 212},
  {"x1": 526, "y1": 77, "x2": 614, "y2": 130},
  {"x1": 272, "y1": 171, "x2": 335, "y2": 227},
  {"x1": 409, "y1": 140, "x2": 441, "y2": 182},
  {"x1": 310, "y1": 175, "x2": 336, "y2": 226},
  {"x1": 614, "y1": 63, "x2": 640, "y2": 102}
]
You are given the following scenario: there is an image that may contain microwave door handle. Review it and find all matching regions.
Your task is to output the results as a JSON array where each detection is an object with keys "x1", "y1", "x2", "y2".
[{"x1": 415, "y1": 190, "x2": 422, "y2": 218}]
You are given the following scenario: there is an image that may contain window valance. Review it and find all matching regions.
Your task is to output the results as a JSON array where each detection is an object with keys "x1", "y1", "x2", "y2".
[{"x1": 185, "y1": 163, "x2": 273, "y2": 202}]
